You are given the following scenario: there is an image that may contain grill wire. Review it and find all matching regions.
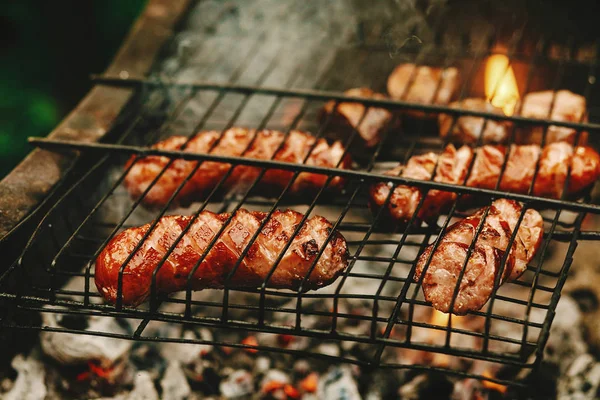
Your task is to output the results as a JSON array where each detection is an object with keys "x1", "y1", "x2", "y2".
[{"x1": 3, "y1": 0, "x2": 600, "y2": 387}]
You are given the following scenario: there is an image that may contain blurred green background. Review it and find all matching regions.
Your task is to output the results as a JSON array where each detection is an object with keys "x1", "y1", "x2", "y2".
[{"x1": 1, "y1": 1, "x2": 147, "y2": 178}]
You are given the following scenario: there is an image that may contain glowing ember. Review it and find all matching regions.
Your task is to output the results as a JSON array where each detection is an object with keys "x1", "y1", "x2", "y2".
[
  {"x1": 427, "y1": 310, "x2": 470, "y2": 367},
  {"x1": 300, "y1": 372, "x2": 318, "y2": 393},
  {"x1": 277, "y1": 334, "x2": 294, "y2": 348},
  {"x1": 283, "y1": 384, "x2": 300, "y2": 399},
  {"x1": 482, "y1": 370, "x2": 507, "y2": 394},
  {"x1": 241, "y1": 336, "x2": 259, "y2": 354},
  {"x1": 485, "y1": 54, "x2": 520, "y2": 116},
  {"x1": 430, "y1": 309, "x2": 450, "y2": 327},
  {"x1": 76, "y1": 361, "x2": 115, "y2": 381}
]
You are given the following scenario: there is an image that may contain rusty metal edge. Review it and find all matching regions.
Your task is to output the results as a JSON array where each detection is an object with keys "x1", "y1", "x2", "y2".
[{"x1": 0, "y1": 0, "x2": 192, "y2": 241}]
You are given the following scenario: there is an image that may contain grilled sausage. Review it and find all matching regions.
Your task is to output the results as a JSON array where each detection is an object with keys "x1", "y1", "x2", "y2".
[
  {"x1": 321, "y1": 88, "x2": 395, "y2": 148},
  {"x1": 516, "y1": 90, "x2": 588, "y2": 145},
  {"x1": 438, "y1": 98, "x2": 513, "y2": 144},
  {"x1": 467, "y1": 142, "x2": 600, "y2": 198},
  {"x1": 95, "y1": 209, "x2": 349, "y2": 307},
  {"x1": 387, "y1": 63, "x2": 459, "y2": 118},
  {"x1": 371, "y1": 142, "x2": 600, "y2": 226},
  {"x1": 414, "y1": 199, "x2": 543, "y2": 314},
  {"x1": 124, "y1": 128, "x2": 352, "y2": 208},
  {"x1": 369, "y1": 144, "x2": 474, "y2": 225}
]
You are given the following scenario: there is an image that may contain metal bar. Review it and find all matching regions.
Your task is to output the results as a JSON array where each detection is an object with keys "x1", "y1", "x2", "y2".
[{"x1": 91, "y1": 76, "x2": 600, "y2": 132}]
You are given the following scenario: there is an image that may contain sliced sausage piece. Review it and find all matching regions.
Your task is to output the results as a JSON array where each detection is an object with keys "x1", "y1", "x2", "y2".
[
  {"x1": 368, "y1": 145, "x2": 473, "y2": 225},
  {"x1": 321, "y1": 88, "x2": 395, "y2": 148},
  {"x1": 438, "y1": 98, "x2": 513, "y2": 144},
  {"x1": 387, "y1": 64, "x2": 459, "y2": 117},
  {"x1": 517, "y1": 90, "x2": 588, "y2": 145}
]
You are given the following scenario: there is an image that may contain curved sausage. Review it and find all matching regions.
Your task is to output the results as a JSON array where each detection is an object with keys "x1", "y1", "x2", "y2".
[
  {"x1": 414, "y1": 199, "x2": 543, "y2": 314},
  {"x1": 95, "y1": 209, "x2": 349, "y2": 307}
]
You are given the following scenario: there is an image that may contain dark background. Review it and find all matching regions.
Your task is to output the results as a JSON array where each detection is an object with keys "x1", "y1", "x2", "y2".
[{"x1": 1, "y1": 1, "x2": 146, "y2": 178}]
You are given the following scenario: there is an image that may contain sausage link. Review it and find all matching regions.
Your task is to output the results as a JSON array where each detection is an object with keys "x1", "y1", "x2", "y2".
[
  {"x1": 124, "y1": 128, "x2": 351, "y2": 208},
  {"x1": 95, "y1": 209, "x2": 349, "y2": 307},
  {"x1": 370, "y1": 142, "x2": 600, "y2": 226},
  {"x1": 414, "y1": 199, "x2": 543, "y2": 315}
]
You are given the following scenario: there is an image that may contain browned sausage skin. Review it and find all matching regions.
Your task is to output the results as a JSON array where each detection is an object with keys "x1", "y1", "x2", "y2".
[
  {"x1": 124, "y1": 128, "x2": 352, "y2": 208},
  {"x1": 95, "y1": 209, "x2": 349, "y2": 307},
  {"x1": 414, "y1": 199, "x2": 543, "y2": 315},
  {"x1": 370, "y1": 142, "x2": 600, "y2": 226},
  {"x1": 321, "y1": 88, "x2": 395, "y2": 148},
  {"x1": 387, "y1": 64, "x2": 459, "y2": 119}
]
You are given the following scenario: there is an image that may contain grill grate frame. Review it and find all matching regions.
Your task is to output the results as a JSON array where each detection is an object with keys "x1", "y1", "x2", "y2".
[{"x1": 3, "y1": 3, "x2": 600, "y2": 387}]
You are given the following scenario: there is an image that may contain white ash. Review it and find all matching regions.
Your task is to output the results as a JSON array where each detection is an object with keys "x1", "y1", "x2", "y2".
[
  {"x1": 543, "y1": 296, "x2": 587, "y2": 372},
  {"x1": 40, "y1": 312, "x2": 132, "y2": 366},
  {"x1": 255, "y1": 356, "x2": 271, "y2": 374},
  {"x1": 318, "y1": 365, "x2": 362, "y2": 400},
  {"x1": 557, "y1": 354, "x2": 600, "y2": 400},
  {"x1": 2, "y1": 353, "x2": 47, "y2": 400},
  {"x1": 160, "y1": 361, "x2": 191, "y2": 400},
  {"x1": 261, "y1": 369, "x2": 290, "y2": 389},
  {"x1": 219, "y1": 369, "x2": 254, "y2": 398},
  {"x1": 159, "y1": 329, "x2": 213, "y2": 365},
  {"x1": 125, "y1": 372, "x2": 159, "y2": 400}
]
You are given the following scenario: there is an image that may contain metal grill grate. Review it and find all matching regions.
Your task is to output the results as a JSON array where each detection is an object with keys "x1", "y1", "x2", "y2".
[{"x1": 3, "y1": 1, "x2": 600, "y2": 387}]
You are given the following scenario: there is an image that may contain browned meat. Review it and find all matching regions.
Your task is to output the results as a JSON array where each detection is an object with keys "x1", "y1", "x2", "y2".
[
  {"x1": 414, "y1": 199, "x2": 543, "y2": 314},
  {"x1": 321, "y1": 88, "x2": 395, "y2": 148},
  {"x1": 369, "y1": 145, "x2": 473, "y2": 225},
  {"x1": 438, "y1": 98, "x2": 513, "y2": 144},
  {"x1": 124, "y1": 128, "x2": 352, "y2": 207},
  {"x1": 95, "y1": 209, "x2": 349, "y2": 307},
  {"x1": 516, "y1": 90, "x2": 588, "y2": 145},
  {"x1": 387, "y1": 63, "x2": 459, "y2": 117},
  {"x1": 371, "y1": 143, "x2": 600, "y2": 225}
]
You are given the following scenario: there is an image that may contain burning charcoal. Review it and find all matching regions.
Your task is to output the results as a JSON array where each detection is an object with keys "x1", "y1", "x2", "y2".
[
  {"x1": 321, "y1": 87, "x2": 396, "y2": 149},
  {"x1": 160, "y1": 361, "x2": 191, "y2": 400},
  {"x1": 315, "y1": 343, "x2": 341, "y2": 358},
  {"x1": 125, "y1": 371, "x2": 159, "y2": 400},
  {"x1": 293, "y1": 360, "x2": 310, "y2": 376},
  {"x1": 363, "y1": 370, "x2": 402, "y2": 400},
  {"x1": 220, "y1": 370, "x2": 254, "y2": 398},
  {"x1": 255, "y1": 357, "x2": 272, "y2": 374},
  {"x1": 387, "y1": 63, "x2": 459, "y2": 118},
  {"x1": 261, "y1": 369, "x2": 291, "y2": 399},
  {"x1": 159, "y1": 329, "x2": 213, "y2": 365},
  {"x1": 543, "y1": 297, "x2": 587, "y2": 373},
  {"x1": 317, "y1": 366, "x2": 361, "y2": 400},
  {"x1": 3, "y1": 353, "x2": 47, "y2": 400},
  {"x1": 452, "y1": 378, "x2": 485, "y2": 400},
  {"x1": 516, "y1": 90, "x2": 588, "y2": 145},
  {"x1": 557, "y1": 354, "x2": 600, "y2": 400},
  {"x1": 40, "y1": 312, "x2": 132, "y2": 366},
  {"x1": 438, "y1": 98, "x2": 512, "y2": 144},
  {"x1": 398, "y1": 372, "x2": 453, "y2": 400}
]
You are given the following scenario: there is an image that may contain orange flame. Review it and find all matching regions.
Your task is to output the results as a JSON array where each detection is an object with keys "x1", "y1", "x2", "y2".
[
  {"x1": 428, "y1": 310, "x2": 451, "y2": 366},
  {"x1": 482, "y1": 370, "x2": 507, "y2": 394},
  {"x1": 485, "y1": 54, "x2": 520, "y2": 116},
  {"x1": 430, "y1": 309, "x2": 450, "y2": 327}
]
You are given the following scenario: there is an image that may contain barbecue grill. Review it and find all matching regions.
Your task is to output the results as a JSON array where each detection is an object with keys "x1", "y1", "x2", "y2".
[{"x1": 2, "y1": 0, "x2": 600, "y2": 394}]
